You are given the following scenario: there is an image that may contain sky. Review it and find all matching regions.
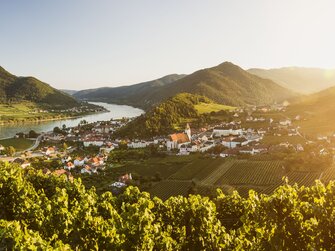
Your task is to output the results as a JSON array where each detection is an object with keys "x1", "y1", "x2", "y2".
[{"x1": 1, "y1": 0, "x2": 335, "y2": 90}]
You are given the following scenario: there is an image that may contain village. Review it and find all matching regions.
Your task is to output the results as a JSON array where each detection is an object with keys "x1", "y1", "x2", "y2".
[{"x1": 1, "y1": 102, "x2": 335, "y2": 192}]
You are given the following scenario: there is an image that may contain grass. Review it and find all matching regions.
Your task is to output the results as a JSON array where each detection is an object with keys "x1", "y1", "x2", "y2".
[
  {"x1": 0, "y1": 138, "x2": 34, "y2": 151},
  {"x1": 0, "y1": 102, "x2": 57, "y2": 123},
  {"x1": 195, "y1": 102, "x2": 235, "y2": 114}
]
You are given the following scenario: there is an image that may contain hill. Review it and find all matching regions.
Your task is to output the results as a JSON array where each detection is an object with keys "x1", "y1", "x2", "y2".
[
  {"x1": 60, "y1": 89, "x2": 78, "y2": 95},
  {"x1": 287, "y1": 86, "x2": 335, "y2": 135},
  {"x1": 114, "y1": 93, "x2": 231, "y2": 138},
  {"x1": 75, "y1": 62, "x2": 296, "y2": 110},
  {"x1": 74, "y1": 74, "x2": 186, "y2": 109},
  {"x1": 0, "y1": 66, "x2": 79, "y2": 108},
  {"x1": 248, "y1": 67, "x2": 335, "y2": 94}
]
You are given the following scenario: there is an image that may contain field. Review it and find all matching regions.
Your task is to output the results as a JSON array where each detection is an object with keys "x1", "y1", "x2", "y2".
[
  {"x1": 0, "y1": 138, "x2": 34, "y2": 151},
  {"x1": 195, "y1": 102, "x2": 235, "y2": 114},
  {"x1": 0, "y1": 102, "x2": 41, "y2": 121}
]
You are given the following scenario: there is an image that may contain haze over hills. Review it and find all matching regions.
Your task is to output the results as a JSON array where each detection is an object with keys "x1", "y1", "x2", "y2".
[
  {"x1": 287, "y1": 86, "x2": 335, "y2": 135},
  {"x1": 0, "y1": 66, "x2": 79, "y2": 108},
  {"x1": 75, "y1": 62, "x2": 296, "y2": 110},
  {"x1": 248, "y1": 67, "x2": 335, "y2": 94},
  {"x1": 74, "y1": 74, "x2": 186, "y2": 109}
]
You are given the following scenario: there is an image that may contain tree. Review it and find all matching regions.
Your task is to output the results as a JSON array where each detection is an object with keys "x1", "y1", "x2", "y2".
[
  {"x1": 4, "y1": 146, "x2": 15, "y2": 157},
  {"x1": 28, "y1": 130, "x2": 39, "y2": 138},
  {"x1": 53, "y1": 126, "x2": 62, "y2": 134}
]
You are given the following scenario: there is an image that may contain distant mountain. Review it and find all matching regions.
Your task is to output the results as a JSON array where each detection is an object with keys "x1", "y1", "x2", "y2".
[
  {"x1": 74, "y1": 74, "x2": 186, "y2": 109},
  {"x1": 75, "y1": 62, "x2": 295, "y2": 110},
  {"x1": 0, "y1": 66, "x2": 78, "y2": 108},
  {"x1": 61, "y1": 89, "x2": 78, "y2": 95},
  {"x1": 248, "y1": 67, "x2": 335, "y2": 94}
]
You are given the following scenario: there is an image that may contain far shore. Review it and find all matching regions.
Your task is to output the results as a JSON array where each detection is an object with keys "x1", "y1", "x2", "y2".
[{"x1": 0, "y1": 110, "x2": 108, "y2": 126}]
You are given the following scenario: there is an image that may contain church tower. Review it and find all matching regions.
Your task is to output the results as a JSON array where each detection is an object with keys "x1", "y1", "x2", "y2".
[{"x1": 185, "y1": 123, "x2": 191, "y2": 141}]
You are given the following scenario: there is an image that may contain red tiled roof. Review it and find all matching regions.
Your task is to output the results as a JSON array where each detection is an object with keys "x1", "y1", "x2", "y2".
[{"x1": 169, "y1": 133, "x2": 189, "y2": 144}]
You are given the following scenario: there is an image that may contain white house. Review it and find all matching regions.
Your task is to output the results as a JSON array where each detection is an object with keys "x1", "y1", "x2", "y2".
[
  {"x1": 213, "y1": 126, "x2": 243, "y2": 137},
  {"x1": 74, "y1": 158, "x2": 85, "y2": 167},
  {"x1": 222, "y1": 137, "x2": 249, "y2": 149},
  {"x1": 127, "y1": 140, "x2": 153, "y2": 149},
  {"x1": 279, "y1": 119, "x2": 292, "y2": 126},
  {"x1": 83, "y1": 139, "x2": 104, "y2": 147}
]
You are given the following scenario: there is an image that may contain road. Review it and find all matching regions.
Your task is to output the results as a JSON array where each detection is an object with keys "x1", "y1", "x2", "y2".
[{"x1": 25, "y1": 133, "x2": 44, "y2": 152}]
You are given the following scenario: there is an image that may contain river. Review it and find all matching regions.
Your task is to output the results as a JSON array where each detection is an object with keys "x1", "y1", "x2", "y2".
[{"x1": 0, "y1": 102, "x2": 144, "y2": 139}]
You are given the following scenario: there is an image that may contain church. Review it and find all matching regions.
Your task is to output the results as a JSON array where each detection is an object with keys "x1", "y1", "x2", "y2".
[{"x1": 166, "y1": 123, "x2": 191, "y2": 150}]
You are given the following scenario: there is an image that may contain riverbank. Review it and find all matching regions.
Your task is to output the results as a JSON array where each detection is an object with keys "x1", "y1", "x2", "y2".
[
  {"x1": 0, "y1": 111, "x2": 106, "y2": 126},
  {"x1": 0, "y1": 102, "x2": 144, "y2": 140}
]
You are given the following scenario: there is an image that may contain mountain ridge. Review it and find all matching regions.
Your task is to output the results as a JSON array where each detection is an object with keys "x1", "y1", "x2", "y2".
[{"x1": 74, "y1": 62, "x2": 296, "y2": 110}]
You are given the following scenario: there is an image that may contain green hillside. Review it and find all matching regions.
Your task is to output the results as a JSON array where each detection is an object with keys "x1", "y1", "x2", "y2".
[
  {"x1": 75, "y1": 62, "x2": 296, "y2": 110},
  {"x1": 0, "y1": 66, "x2": 78, "y2": 108},
  {"x1": 115, "y1": 93, "x2": 226, "y2": 138},
  {"x1": 248, "y1": 67, "x2": 335, "y2": 94}
]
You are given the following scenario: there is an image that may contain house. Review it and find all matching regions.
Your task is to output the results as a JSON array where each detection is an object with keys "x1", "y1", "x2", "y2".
[
  {"x1": 127, "y1": 140, "x2": 152, "y2": 149},
  {"x1": 61, "y1": 156, "x2": 72, "y2": 163},
  {"x1": 81, "y1": 165, "x2": 96, "y2": 174},
  {"x1": 222, "y1": 137, "x2": 249, "y2": 149},
  {"x1": 83, "y1": 138, "x2": 104, "y2": 147},
  {"x1": 64, "y1": 162, "x2": 75, "y2": 170},
  {"x1": 119, "y1": 173, "x2": 132, "y2": 183},
  {"x1": 92, "y1": 125, "x2": 114, "y2": 134},
  {"x1": 100, "y1": 144, "x2": 115, "y2": 154},
  {"x1": 296, "y1": 144, "x2": 304, "y2": 152},
  {"x1": 279, "y1": 119, "x2": 292, "y2": 126},
  {"x1": 74, "y1": 158, "x2": 85, "y2": 167},
  {"x1": 45, "y1": 147, "x2": 56, "y2": 156},
  {"x1": 199, "y1": 141, "x2": 216, "y2": 152},
  {"x1": 213, "y1": 126, "x2": 242, "y2": 137}
]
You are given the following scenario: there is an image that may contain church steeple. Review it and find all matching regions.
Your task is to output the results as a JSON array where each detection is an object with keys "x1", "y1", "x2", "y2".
[{"x1": 185, "y1": 123, "x2": 191, "y2": 141}]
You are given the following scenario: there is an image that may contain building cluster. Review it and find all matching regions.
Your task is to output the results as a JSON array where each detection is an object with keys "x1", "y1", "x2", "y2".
[{"x1": 61, "y1": 155, "x2": 107, "y2": 175}]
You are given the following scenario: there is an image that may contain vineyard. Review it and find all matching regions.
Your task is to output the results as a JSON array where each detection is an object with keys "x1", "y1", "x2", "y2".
[
  {"x1": 147, "y1": 156, "x2": 335, "y2": 200},
  {"x1": 148, "y1": 180, "x2": 192, "y2": 200},
  {"x1": 286, "y1": 171, "x2": 322, "y2": 187},
  {"x1": 215, "y1": 160, "x2": 285, "y2": 186}
]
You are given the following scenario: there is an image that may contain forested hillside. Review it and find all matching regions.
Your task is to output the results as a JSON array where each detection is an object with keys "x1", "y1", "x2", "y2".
[
  {"x1": 0, "y1": 66, "x2": 78, "y2": 108},
  {"x1": 114, "y1": 93, "x2": 213, "y2": 138},
  {"x1": 74, "y1": 62, "x2": 296, "y2": 110},
  {"x1": 1, "y1": 162, "x2": 335, "y2": 250}
]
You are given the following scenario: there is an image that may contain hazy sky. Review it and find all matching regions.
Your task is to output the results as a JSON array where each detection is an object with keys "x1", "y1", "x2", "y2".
[{"x1": 1, "y1": 0, "x2": 335, "y2": 89}]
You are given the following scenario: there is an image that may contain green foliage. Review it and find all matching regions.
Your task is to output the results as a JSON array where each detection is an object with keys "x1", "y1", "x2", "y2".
[
  {"x1": 115, "y1": 93, "x2": 211, "y2": 138},
  {"x1": 4, "y1": 146, "x2": 15, "y2": 156},
  {"x1": 2, "y1": 162, "x2": 335, "y2": 249}
]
